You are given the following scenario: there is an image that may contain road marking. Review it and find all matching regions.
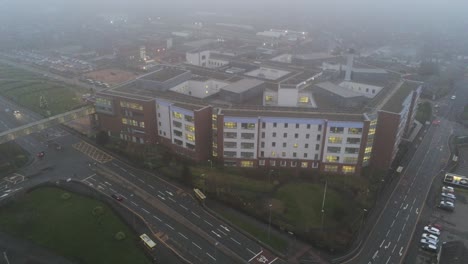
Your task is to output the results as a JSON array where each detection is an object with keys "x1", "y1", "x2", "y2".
[
  {"x1": 158, "y1": 191, "x2": 165, "y2": 196},
  {"x1": 121, "y1": 168, "x2": 127, "y2": 172},
  {"x1": 82, "y1": 174, "x2": 96, "y2": 182},
  {"x1": 248, "y1": 250, "x2": 263, "y2": 262},
  {"x1": 211, "y1": 230, "x2": 221, "y2": 238},
  {"x1": 247, "y1": 248, "x2": 256, "y2": 255},
  {"x1": 131, "y1": 201, "x2": 138, "y2": 206},
  {"x1": 148, "y1": 184, "x2": 155, "y2": 189},
  {"x1": 112, "y1": 163, "x2": 119, "y2": 168},
  {"x1": 391, "y1": 219, "x2": 395, "y2": 227},
  {"x1": 165, "y1": 223, "x2": 174, "y2": 230},
  {"x1": 270, "y1": 257, "x2": 279, "y2": 263},
  {"x1": 191, "y1": 211, "x2": 200, "y2": 218},
  {"x1": 415, "y1": 208, "x2": 419, "y2": 214},
  {"x1": 129, "y1": 173, "x2": 136, "y2": 177},
  {"x1": 403, "y1": 194, "x2": 407, "y2": 201},
  {"x1": 406, "y1": 188, "x2": 410, "y2": 194},
  {"x1": 157, "y1": 195, "x2": 166, "y2": 200},
  {"x1": 178, "y1": 232, "x2": 188, "y2": 239},
  {"x1": 138, "y1": 179, "x2": 145, "y2": 183},
  {"x1": 153, "y1": 215, "x2": 162, "y2": 222},
  {"x1": 192, "y1": 242, "x2": 202, "y2": 250},
  {"x1": 179, "y1": 204, "x2": 188, "y2": 210},
  {"x1": 403, "y1": 204, "x2": 408, "y2": 210},
  {"x1": 392, "y1": 244, "x2": 397, "y2": 253},
  {"x1": 396, "y1": 210, "x2": 400, "y2": 217},
  {"x1": 372, "y1": 250, "x2": 379, "y2": 259},
  {"x1": 385, "y1": 241, "x2": 391, "y2": 249},
  {"x1": 385, "y1": 256, "x2": 391, "y2": 264},
  {"x1": 3, "y1": 251, "x2": 10, "y2": 264},
  {"x1": 400, "y1": 202, "x2": 404, "y2": 209},
  {"x1": 399, "y1": 247, "x2": 404, "y2": 256},
  {"x1": 104, "y1": 181, "x2": 112, "y2": 186},
  {"x1": 409, "y1": 206, "x2": 413, "y2": 213},
  {"x1": 206, "y1": 253, "x2": 216, "y2": 261},
  {"x1": 109, "y1": 188, "x2": 116, "y2": 193},
  {"x1": 204, "y1": 220, "x2": 213, "y2": 226},
  {"x1": 168, "y1": 197, "x2": 176, "y2": 202},
  {"x1": 398, "y1": 233, "x2": 401, "y2": 242},
  {"x1": 413, "y1": 198, "x2": 416, "y2": 205},
  {"x1": 406, "y1": 215, "x2": 410, "y2": 221},
  {"x1": 402, "y1": 223, "x2": 406, "y2": 231},
  {"x1": 217, "y1": 229, "x2": 227, "y2": 236},
  {"x1": 230, "y1": 237, "x2": 241, "y2": 245},
  {"x1": 386, "y1": 230, "x2": 390, "y2": 237},
  {"x1": 142, "y1": 208, "x2": 150, "y2": 214},
  {"x1": 380, "y1": 240, "x2": 385, "y2": 248}
]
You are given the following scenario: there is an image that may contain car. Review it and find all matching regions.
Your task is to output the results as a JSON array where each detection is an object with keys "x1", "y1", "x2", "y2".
[
  {"x1": 420, "y1": 238, "x2": 437, "y2": 246},
  {"x1": 439, "y1": 201, "x2": 454, "y2": 211},
  {"x1": 36, "y1": 151, "x2": 45, "y2": 158},
  {"x1": 424, "y1": 226, "x2": 441, "y2": 236},
  {"x1": 422, "y1": 233, "x2": 439, "y2": 242},
  {"x1": 13, "y1": 110, "x2": 20, "y2": 115},
  {"x1": 432, "y1": 120, "x2": 441, "y2": 126},
  {"x1": 451, "y1": 95, "x2": 456, "y2": 100},
  {"x1": 442, "y1": 186, "x2": 454, "y2": 193},
  {"x1": 460, "y1": 179, "x2": 468, "y2": 185},
  {"x1": 430, "y1": 223, "x2": 443, "y2": 230},
  {"x1": 441, "y1": 197, "x2": 455, "y2": 204},
  {"x1": 421, "y1": 243, "x2": 438, "y2": 253},
  {"x1": 441, "y1": 192, "x2": 456, "y2": 200},
  {"x1": 111, "y1": 194, "x2": 123, "y2": 201}
]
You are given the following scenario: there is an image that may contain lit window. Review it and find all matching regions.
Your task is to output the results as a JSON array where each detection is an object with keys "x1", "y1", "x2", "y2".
[
  {"x1": 241, "y1": 161, "x2": 254, "y2": 167},
  {"x1": 301, "y1": 162, "x2": 308, "y2": 168},
  {"x1": 212, "y1": 150, "x2": 218, "y2": 157},
  {"x1": 365, "y1": 147, "x2": 372, "y2": 154},
  {"x1": 121, "y1": 118, "x2": 128, "y2": 125},
  {"x1": 185, "y1": 124, "x2": 195, "y2": 132},
  {"x1": 328, "y1": 137, "x2": 343, "y2": 144},
  {"x1": 299, "y1": 96, "x2": 309, "y2": 103},
  {"x1": 342, "y1": 166, "x2": 355, "y2": 174},
  {"x1": 259, "y1": 160, "x2": 265, "y2": 166},
  {"x1": 271, "y1": 151, "x2": 276, "y2": 157},
  {"x1": 348, "y1": 128, "x2": 363, "y2": 134},
  {"x1": 186, "y1": 134, "x2": 195, "y2": 142},
  {"x1": 293, "y1": 143, "x2": 298, "y2": 148},
  {"x1": 185, "y1": 115, "x2": 194, "y2": 122},
  {"x1": 324, "y1": 165, "x2": 338, "y2": 172},
  {"x1": 265, "y1": 95, "x2": 273, "y2": 102},
  {"x1": 212, "y1": 114, "x2": 217, "y2": 121},
  {"x1": 173, "y1": 111, "x2": 183, "y2": 119},
  {"x1": 326, "y1": 156, "x2": 340, "y2": 163},
  {"x1": 330, "y1": 127, "x2": 344, "y2": 133},
  {"x1": 224, "y1": 122, "x2": 237, "y2": 129},
  {"x1": 344, "y1": 157, "x2": 358, "y2": 164},
  {"x1": 140, "y1": 122, "x2": 145, "y2": 128},
  {"x1": 368, "y1": 128, "x2": 376, "y2": 135}
]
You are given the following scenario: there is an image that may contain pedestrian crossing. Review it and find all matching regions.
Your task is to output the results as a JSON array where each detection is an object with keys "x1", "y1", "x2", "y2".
[{"x1": 72, "y1": 141, "x2": 113, "y2": 163}]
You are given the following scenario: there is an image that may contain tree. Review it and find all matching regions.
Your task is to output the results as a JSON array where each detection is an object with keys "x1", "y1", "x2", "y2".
[
  {"x1": 418, "y1": 61, "x2": 439, "y2": 76},
  {"x1": 96, "y1": 131, "x2": 109, "y2": 146},
  {"x1": 181, "y1": 163, "x2": 193, "y2": 187}
]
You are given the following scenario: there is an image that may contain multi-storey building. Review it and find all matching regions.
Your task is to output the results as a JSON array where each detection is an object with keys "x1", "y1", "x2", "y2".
[{"x1": 94, "y1": 62, "x2": 421, "y2": 175}]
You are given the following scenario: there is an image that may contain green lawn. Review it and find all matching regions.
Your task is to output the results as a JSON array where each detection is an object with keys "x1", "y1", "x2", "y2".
[
  {"x1": 0, "y1": 187, "x2": 151, "y2": 264},
  {"x1": 217, "y1": 209, "x2": 288, "y2": 253},
  {"x1": 0, "y1": 142, "x2": 29, "y2": 177}
]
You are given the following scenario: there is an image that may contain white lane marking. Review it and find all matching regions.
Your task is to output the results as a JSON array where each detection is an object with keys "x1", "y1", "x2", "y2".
[
  {"x1": 396, "y1": 211, "x2": 400, "y2": 217},
  {"x1": 178, "y1": 232, "x2": 188, "y2": 239},
  {"x1": 406, "y1": 215, "x2": 409, "y2": 221},
  {"x1": 109, "y1": 188, "x2": 116, "y2": 193},
  {"x1": 385, "y1": 241, "x2": 391, "y2": 249},
  {"x1": 386, "y1": 229, "x2": 390, "y2": 237},
  {"x1": 380, "y1": 240, "x2": 385, "y2": 248},
  {"x1": 391, "y1": 219, "x2": 395, "y2": 227},
  {"x1": 413, "y1": 198, "x2": 416, "y2": 205},
  {"x1": 131, "y1": 201, "x2": 138, "y2": 206},
  {"x1": 220, "y1": 225, "x2": 230, "y2": 232},
  {"x1": 269, "y1": 257, "x2": 279, "y2": 263},
  {"x1": 158, "y1": 191, "x2": 165, "y2": 196},
  {"x1": 398, "y1": 233, "x2": 402, "y2": 242},
  {"x1": 403, "y1": 194, "x2": 407, "y2": 201},
  {"x1": 415, "y1": 208, "x2": 419, "y2": 214},
  {"x1": 403, "y1": 204, "x2": 408, "y2": 210},
  {"x1": 204, "y1": 220, "x2": 213, "y2": 226},
  {"x1": 104, "y1": 181, "x2": 112, "y2": 186},
  {"x1": 149, "y1": 184, "x2": 155, "y2": 189},
  {"x1": 129, "y1": 173, "x2": 136, "y2": 177},
  {"x1": 138, "y1": 179, "x2": 145, "y2": 183},
  {"x1": 166, "y1": 191, "x2": 174, "y2": 196},
  {"x1": 121, "y1": 168, "x2": 127, "y2": 172},
  {"x1": 406, "y1": 188, "x2": 410, "y2": 194},
  {"x1": 399, "y1": 247, "x2": 404, "y2": 256},
  {"x1": 372, "y1": 250, "x2": 379, "y2": 259},
  {"x1": 206, "y1": 253, "x2": 216, "y2": 261},
  {"x1": 248, "y1": 250, "x2": 263, "y2": 262},
  {"x1": 230, "y1": 237, "x2": 241, "y2": 245},
  {"x1": 157, "y1": 195, "x2": 166, "y2": 200},
  {"x1": 165, "y1": 223, "x2": 175, "y2": 230},
  {"x1": 191, "y1": 211, "x2": 200, "y2": 218},
  {"x1": 409, "y1": 206, "x2": 413, "y2": 213},
  {"x1": 385, "y1": 256, "x2": 391, "y2": 264},
  {"x1": 82, "y1": 174, "x2": 96, "y2": 182},
  {"x1": 400, "y1": 203, "x2": 404, "y2": 209},
  {"x1": 168, "y1": 197, "x2": 176, "y2": 202},
  {"x1": 112, "y1": 163, "x2": 119, "y2": 168},
  {"x1": 247, "y1": 248, "x2": 256, "y2": 255},
  {"x1": 89, "y1": 178, "x2": 97, "y2": 182},
  {"x1": 217, "y1": 229, "x2": 227, "y2": 236},
  {"x1": 402, "y1": 223, "x2": 406, "y2": 231},
  {"x1": 153, "y1": 215, "x2": 162, "y2": 222},
  {"x1": 179, "y1": 204, "x2": 188, "y2": 210},
  {"x1": 142, "y1": 208, "x2": 150, "y2": 214},
  {"x1": 192, "y1": 242, "x2": 202, "y2": 250},
  {"x1": 211, "y1": 230, "x2": 221, "y2": 238}
]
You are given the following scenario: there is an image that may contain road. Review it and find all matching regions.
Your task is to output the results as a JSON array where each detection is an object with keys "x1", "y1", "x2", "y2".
[
  {"x1": 0, "y1": 95, "x2": 281, "y2": 263},
  {"x1": 343, "y1": 79, "x2": 467, "y2": 264}
]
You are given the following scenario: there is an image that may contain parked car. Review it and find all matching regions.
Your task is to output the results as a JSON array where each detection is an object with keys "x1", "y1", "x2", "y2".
[
  {"x1": 421, "y1": 243, "x2": 438, "y2": 253},
  {"x1": 424, "y1": 226, "x2": 441, "y2": 236},
  {"x1": 451, "y1": 95, "x2": 456, "y2": 100},
  {"x1": 111, "y1": 194, "x2": 124, "y2": 201},
  {"x1": 432, "y1": 120, "x2": 441, "y2": 126},
  {"x1": 441, "y1": 192, "x2": 456, "y2": 200},
  {"x1": 438, "y1": 201, "x2": 454, "y2": 211},
  {"x1": 429, "y1": 223, "x2": 443, "y2": 230},
  {"x1": 442, "y1": 186, "x2": 454, "y2": 193},
  {"x1": 36, "y1": 151, "x2": 45, "y2": 158},
  {"x1": 422, "y1": 233, "x2": 439, "y2": 243},
  {"x1": 420, "y1": 238, "x2": 438, "y2": 246}
]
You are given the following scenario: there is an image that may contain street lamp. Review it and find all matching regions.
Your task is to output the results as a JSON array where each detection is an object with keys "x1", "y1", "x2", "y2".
[
  {"x1": 320, "y1": 179, "x2": 328, "y2": 232},
  {"x1": 208, "y1": 159, "x2": 213, "y2": 168},
  {"x1": 268, "y1": 203, "x2": 273, "y2": 240},
  {"x1": 268, "y1": 169, "x2": 274, "y2": 184},
  {"x1": 358, "y1": 208, "x2": 368, "y2": 238},
  {"x1": 214, "y1": 241, "x2": 219, "y2": 262}
]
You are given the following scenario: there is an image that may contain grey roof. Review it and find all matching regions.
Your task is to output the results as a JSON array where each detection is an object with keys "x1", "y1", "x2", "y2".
[
  {"x1": 315, "y1": 82, "x2": 363, "y2": 98},
  {"x1": 381, "y1": 81, "x2": 420, "y2": 113},
  {"x1": 140, "y1": 68, "x2": 187, "y2": 82},
  {"x1": 221, "y1": 79, "x2": 264, "y2": 94}
]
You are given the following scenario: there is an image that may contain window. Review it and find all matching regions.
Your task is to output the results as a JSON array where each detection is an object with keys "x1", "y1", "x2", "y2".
[
  {"x1": 212, "y1": 114, "x2": 217, "y2": 122},
  {"x1": 344, "y1": 157, "x2": 358, "y2": 164},
  {"x1": 272, "y1": 142, "x2": 276, "y2": 147},
  {"x1": 240, "y1": 152, "x2": 254, "y2": 158},
  {"x1": 271, "y1": 151, "x2": 276, "y2": 157},
  {"x1": 342, "y1": 166, "x2": 355, "y2": 174},
  {"x1": 158, "y1": 113, "x2": 161, "y2": 117},
  {"x1": 172, "y1": 111, "x2": 183, "y2": 119},
  {"x1": 270, "y1": 160, "x2": 276, "y2": 166},
  {"x1": 299, "y1": 96, "x2": 309, "y2": 103},
  {"x1": 140, "y1": 122, "x2": 145, "y2": 128},
  {"x1": 305, "y1": 144, "x2": 309, "y2": 148},
  {"x1": 327, "y1": 147, "x2": 341, "y2": 153},
  {"x1": 241, "y1": 123, "x2": 255, "y2": 130},
  {"x1": 120, "y1": 101, "x2": 143, "y2": 110},
  {"x1": 262, "y1": 132, "x2": 265, "y2": 138},
  {"x1": 347, "y1": 138, "x2": 361, "y2": 144},
  {"x1": 306, "y1": 134, "x2": 310, "y2": 139},
  {"x1": 295, "y1": 133, "x2": 298, "y2": 138},
  {"x1": 293, "y1": 152, "x2": 297, "y2": 158},
  {"x1": 365, "y1": 147, "x2": 372, "y2": 154},
  {"x1": 282, "y1": 152, "x2": 286, "y2": 157},
  {"x1": 186, "y1": 143, "x2": 195, "y2": 150},
  {"x1": 260, "y1": 151, "x2": 264, "y2": 157},
  {"x1": 284, "y1": 123, "x2": 288, "y2": 128},
  {"x1": 158, "y1": 121, "x2": 162, "y2": 126},
  {"x1": 316, "y1": 134, "x2": 321, "y2": 141},
  {"x1": 318, "y1": 124, "x2": 322, "y2": 131},
  {"x1": 173, "y1": 130, "x2": 183, "y2": 137},
  {"x1": 314, "y1": 154, "x2": 319, "y2": 160},
  {"x1": 259, "y1": 160, "x2": 265, "y2": 166},
  {"x1": 224, "y1": 132, "x2": 237, "y2": 139},
  {"x1": 345, "y1": 147, "x2": 359, "y2": 154},
  {"x1": 262, "y1": 122, "x2": 266, "y2": 128},
  {"x1": 326, "y1": 156, "x2": 340, "y2": 163},
  {"x1": 241, "y1": 143, "x2": 254, "y2": 149},
  {"x1": 241, "y1": 160, "x2": 253, "y2": 168},
  {"x1": 174, "y1": 139, "x2": 183, "y2": 145},
  {"x1": 241, "y1": 133, "x2": 254, "y2": 139},
  {"x1": 348, "y1": 128, "x2": 363, "y2": 134},
  {"x1": 121, "y1": 118, "x2": 128, "y2": 125},
  {"x1": 224, "y1": 142, "x2": 237, "y2": 148},
  {"x1": 224, "y1": 151, "x2": 236, "y2": 158},
  {"x1": 265, "y1": 95, "x2": 273, "y2": 102},
  {"x1": 283, "y1": 142, "x2": 287, "y2": 147},
  {"x1": 261, "y1": 142, "x2": 265, "y2": 148},
  {"x1": 224, "y1": 122, "x2": 237, "y2": 129},
  {"x1": 280, "y1": 160, "x2": 287, "y2": 167},
  {"x1": 324, "y1": 165, "x2": 338, "y2": 172},
  {"x1": 301, "y1": 162, "x2": 308, "y2": 168},
  {"x1": 283, "y1": 133, "x2": 287, "y2": 138},
  {"x1": 330, "y1": 127, "x2": 344, "y2": 133},
  {"x1": 296, "y1": 124, "x2": 300, "y2": 129},
  {"x1": 273, "y1": 132, "x2": 276, "y2": 137},
  {"x1": 315, "y1": 144, "x2": 320, "y2": 150},
  {"x1": 292, "y1": 143, "x2": 298, "y2": 148},
  {"x1": 307, "y1": 124, "x2": 311, "y2": 129},
  {"x1": 273, "y1": 122, "x2": 277, "y2": 128},
  {"x1": 186, "y1": 134, "x2": 195, "y2": 142},
  {"x1": 96, "y1": 97, "x2": 112, "y2": 106},
  {"x1": 328, "y1": 137, "x2": 343, "y2": 144},
  {"x1": 185, "y1": 124, "x2": 195, "y2": 132},
  {"x1": 291, "y1": 161, "x2": 297, "y2": 167},
  {"x1": 304, "y1": 153, "x2": 308, "y2": 158}
]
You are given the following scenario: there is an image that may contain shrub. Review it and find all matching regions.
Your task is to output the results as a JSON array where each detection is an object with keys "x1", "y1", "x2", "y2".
[{"x1": 114, "y1": 231, "x2": 126, "y2": 241}]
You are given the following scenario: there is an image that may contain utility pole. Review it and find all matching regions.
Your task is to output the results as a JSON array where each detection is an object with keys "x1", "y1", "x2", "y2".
[
  {"x1": 320, "y1": 179, "x2": 328, "y2": 232},
  {"x1": 268, "y1": 203, "x2": 273, "y2": 240}
]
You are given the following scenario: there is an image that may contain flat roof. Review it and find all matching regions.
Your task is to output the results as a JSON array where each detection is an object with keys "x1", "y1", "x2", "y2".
[
  {"x1": 140, "y1": 68, "x2": 187, "y2": 82},
  {"x1": 315, "y1": 82, "x2": 363, "y2": 98},
  {"x1": 381, "y1": 81, "x2": 420, "y2": 113},
  {"x1": 221, "y1": 79, "x2": 264, "y2": 94}
]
